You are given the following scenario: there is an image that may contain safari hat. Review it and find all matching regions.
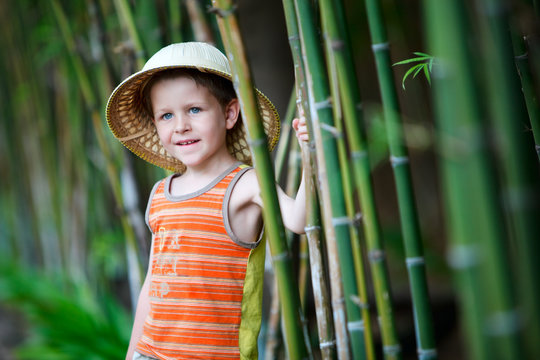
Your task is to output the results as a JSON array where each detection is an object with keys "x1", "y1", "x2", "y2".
[{"x1": 106, "y1": 42, "x2": 280, "y2": 173}]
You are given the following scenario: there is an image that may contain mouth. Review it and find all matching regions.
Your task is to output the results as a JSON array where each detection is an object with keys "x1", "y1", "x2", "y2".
[{"x1": 176, "y1": 139, "x2": 200, "y2": 146}]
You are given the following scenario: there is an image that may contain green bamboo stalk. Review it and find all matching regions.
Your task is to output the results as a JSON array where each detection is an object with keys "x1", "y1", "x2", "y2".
[
  {"x1": 281, "y1": 0, "x2": 350, "y2": 358},
  {"x1": 0, "y1": 2, "x2": 37, "y2": 266},
  {"x1": 168, "y1": 0, "x2": 183, "y2": 43},
  {"x1": 112, "y1": 0, "x2": 146, "y2": 69},
  {"x1": 474, "y1": 1, "x2": 540, "y2": 357},
  {"x1": 274, "y1": 91, "x2": 298, "y2": 185},
  {"x1": 90, "y1": 2, "x2": 152, "y2": 268},
  {"x1": 360, "y1": 0, "x2": 437, "y2": 358},
  {"x1": 423, "y1": 1, "x2": 527, "y2": 359},
  {"x1": 305, "y1": 0, "x2": 402, "y2": 358},
  {"x1": 318, "y1": 4, "x2": 376, "y2": 359},
  {"x1": 424, "y1": 4, "x2": 487, "y2": 357},
  {"x1": 293, "y1": 0, "x2": 392, "y2": 358},
  {"x1": 51, "y1": 0, "x2": 144, "y2": 308},
  {"x1": 511, "y1": 32, "x2": 540, "y2": 162},
  {"x1": 210, "y1": 1, "x2": 309, "y2": 358},
  {"x1": 54, "y1": 56, "x2": 90, "y2": 282},
  {"x1": 3, "y1": 1, "x2": 63, "y2": 274}
]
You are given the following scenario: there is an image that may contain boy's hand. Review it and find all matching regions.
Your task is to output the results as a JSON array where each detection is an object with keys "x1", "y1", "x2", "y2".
[{"x1": 292, "y1": 114, "x2": 309, "y2": 143}]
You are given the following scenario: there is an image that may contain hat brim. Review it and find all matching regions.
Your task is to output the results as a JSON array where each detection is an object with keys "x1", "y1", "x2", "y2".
[{"x1": 106, "y1": 65, "x2": 280, "y2": 173}]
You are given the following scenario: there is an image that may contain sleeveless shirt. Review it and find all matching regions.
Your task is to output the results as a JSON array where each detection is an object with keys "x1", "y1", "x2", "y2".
[{"x1": 136, "y1": 163, "x2": 266, "y2": 360}]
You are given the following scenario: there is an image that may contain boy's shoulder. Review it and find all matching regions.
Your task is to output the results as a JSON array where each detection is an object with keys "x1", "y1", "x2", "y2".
[{"x1": 230, "y1": 167, "x2": 262, "y2": 206}]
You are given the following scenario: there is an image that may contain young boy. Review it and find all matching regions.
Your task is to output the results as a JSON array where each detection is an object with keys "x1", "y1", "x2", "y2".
[{"x1": 106, "y1": 42, "x2": 309, "y2": 360}]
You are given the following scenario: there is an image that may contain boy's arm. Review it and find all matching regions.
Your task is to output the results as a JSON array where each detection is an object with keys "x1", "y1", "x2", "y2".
[
  {"x1": 276, "y1": 175, "x2": 307, "y2": 234},
  {"x1": 275, "y1": 115, "x2": 309, "y2": 234},
  {"x1": 125, "y1": 238, "x2": 154, "y2": 360}
]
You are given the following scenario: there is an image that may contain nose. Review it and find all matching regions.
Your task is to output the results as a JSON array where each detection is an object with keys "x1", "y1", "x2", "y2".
[{"x1": 173, "y1": 114, "x2": 191, "y2": 133}]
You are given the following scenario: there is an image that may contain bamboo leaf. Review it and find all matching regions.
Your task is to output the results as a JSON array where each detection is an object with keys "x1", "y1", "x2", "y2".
[
  {"x1": 393, "y1": 56, "x2": 431, "y2": 66},
  {"x1": 413, "y1": 63, "x2": 425, "y2": 78},
  {"x1": 402, "y1": 63, "x2": 424, "y2": 89},
  {"x1": 424, "y1": 65, "x2": 432, "y2": 86},
  {"x1": 413, "y1": 51, "x2": 432, "y2": 57}
]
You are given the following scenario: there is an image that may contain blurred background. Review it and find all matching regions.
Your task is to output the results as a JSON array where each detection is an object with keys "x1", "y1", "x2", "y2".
[{"x1": 1, "y1": 0, "x2": 539, "y2": 359}]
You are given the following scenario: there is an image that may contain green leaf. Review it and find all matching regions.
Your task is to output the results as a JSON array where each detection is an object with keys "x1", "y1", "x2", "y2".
[
  {"x1": 424, "y1": 65, "x2": 432, "y2": 86},
  {"x1": 393, "y1": 56, "x2": 431, "y2": 66},
  {"x1": 413, "y1": 64, "x2": 425, "y2": 78},
  {"x1": 402, "y1": 63, "x2": 424, "y2": 89}
]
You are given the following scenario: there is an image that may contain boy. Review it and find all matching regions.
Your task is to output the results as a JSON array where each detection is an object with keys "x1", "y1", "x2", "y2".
[{"x1": 106, "y1": 42, "x2": 309, "y2": 360}]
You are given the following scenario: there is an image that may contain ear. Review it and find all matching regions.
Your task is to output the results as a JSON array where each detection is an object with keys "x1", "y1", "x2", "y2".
[{"x1": 224, "y1": 98, "x2": 240, "y2": 130}]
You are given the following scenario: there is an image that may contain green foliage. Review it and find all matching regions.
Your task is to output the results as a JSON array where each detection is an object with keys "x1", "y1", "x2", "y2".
[
  {"x1": 0, "y1": 264, "x2": 130, "y2": 360},
  {"x1": 393, "y1": 52, "x2": 434, "y2": 89}
]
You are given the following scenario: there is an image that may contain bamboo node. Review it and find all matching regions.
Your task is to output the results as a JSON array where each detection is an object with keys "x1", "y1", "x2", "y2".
[
  {"x1": 288, "y1": 34, "x2": 300, "y2": 41},
  {"x1": 351, "y1": 150, "x2": 367, "y2": 159},
  {"x1": 314, "y1": 98, "x2": 332, "y2": 110},
  {"x1": 332, "y1": 298, "x2": 346, "y2": 306},
  {"x1": 514, "y1": 52, "x2": 528, "y2": 61},
  {"x1": 447, "y1": 244, "x2": 479, "y2": 269},
  {"x1": 271, "y1": 251, "x2": 289, "y2": 263},
  {"x1": 347, "y1": 320, "x2": 365, "y2": 331},
  {"x1": 484, "y1": 309, "x2": 522, "y2": 337},
  {"x1": 390, "y1": 155, "x2": 409, "y2": 167},
  {"x1": 350, "y1": 295, "x2": 369, "y2": 309},
  {"x1": 371, "y1": 42, "x2": 390, "y2": 53},
  {"x1": 406, "y1": 256, "x2": 425, "y2": 268},
  {"x1": 304, "y1": 225, "x2": 321, "y2": 233},
  {"x1": 354, "y1": 212, "x2": 363, "y2": 226},
  {"x1": 331, "y1": 216, "x2": 352, "y2": 227},
  {"x1": 383, "y1": 344, "x2": 402, "y2": 356},
  {"x1": 247, "y1": 137, "x2": 266, "y2": 148},
  {"x1": 330, "y1": 39, "x2": 344, "y2": 51},
  {"x1": 207, "y1": 5, "x2": 238, "y2": 18},
  {"x1": 319, "y1": 341, "x2": 336, "y2": 350},
  {"x1": 320, "y1": 123, "x2": 343, "y2": 138},
  {"x1": 418, "y1": 348, "x2": 438, "y2": 358},
  {"x1": 368, "y1": 249, "x2": 386, "y2": 263}
]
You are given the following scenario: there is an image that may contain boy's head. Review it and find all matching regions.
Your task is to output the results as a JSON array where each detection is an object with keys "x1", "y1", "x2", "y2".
[{"x1": 106, "y1": 42, "x2": 280, "y2": 174}]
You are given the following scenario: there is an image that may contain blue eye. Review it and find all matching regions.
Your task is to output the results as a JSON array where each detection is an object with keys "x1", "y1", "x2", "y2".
[
  {"x1": 162, "y1": 113, "x2": 173, "y2": 120},
  {"x1": 189, "y1": 107, "x2": 201, "y2": 114}
]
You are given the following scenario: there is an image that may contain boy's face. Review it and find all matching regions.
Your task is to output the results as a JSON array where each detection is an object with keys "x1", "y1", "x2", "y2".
[{"x1": 150, "y1": 76, "x2": 240, "y2": 171}]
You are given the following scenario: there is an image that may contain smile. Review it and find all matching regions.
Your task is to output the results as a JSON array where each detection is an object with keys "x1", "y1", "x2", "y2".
[{"x1": 176, "y1": 140, "x2": 200, "y2": 146}]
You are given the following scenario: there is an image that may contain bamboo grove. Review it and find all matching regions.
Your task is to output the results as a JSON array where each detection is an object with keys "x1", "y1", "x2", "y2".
[{"x1": 0, "y1": 0, "x2": 539, "y2": 359}]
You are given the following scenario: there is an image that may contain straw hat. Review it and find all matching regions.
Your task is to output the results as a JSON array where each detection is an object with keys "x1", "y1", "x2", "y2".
[{"x1": 106, "y1": 42, "x2": 280, "y2": 173}]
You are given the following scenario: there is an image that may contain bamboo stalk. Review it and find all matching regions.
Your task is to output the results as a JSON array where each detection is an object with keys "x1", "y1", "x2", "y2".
[
  {"x1": 2, "y1": 1, "x2": 63, "y2": 274},
  {"x1": 274, "y1": 91, "x2": 298, "y2": 185},
  {"x1": 474, "y1": 0, "x2": 540, "y2": 357},
  {"x1": 112, "y1": 0, "x2": 146, "y2": 68},
  {"x1": 511, "y1": 32, "x2": 540, "y2": 162},
  {"x1": 318, "y1": 3, "x2": 380, "y2": 360},
  {"x1": 292, "y1": 0, "x2": 390, "y2": 358},
  {"x1": 168, "y1": 0, "x2": 183, "y2": 43},
  {"x1": 51, "y1": 0, "x2": 144, "y2": 309},
  {"x1": 281, "y1": 0, "x2": 348, "y2": 358},
  {"x1": 302, "y1": 144, "x2": 337, "y2": 360},
  {"x1": 359, "y1": 0, "x2": 437, "y2": 358},
  {"x1": 210, "y1": 1, "x2": 309, "y2": 358},
  {"x1": 264, "y1": 277, "x2": 284, "y2": 360},
  {"x1": 423, "y1": 1, "x2": 527, "y2": 359},
  {"x1": 186, "y1": 0, "x2": 216, "y2": 44}
]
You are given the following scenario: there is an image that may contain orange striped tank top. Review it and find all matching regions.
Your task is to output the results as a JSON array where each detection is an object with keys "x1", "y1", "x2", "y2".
[{"x1": 137, "y1": 163, "x2": 266, "y2": 360}]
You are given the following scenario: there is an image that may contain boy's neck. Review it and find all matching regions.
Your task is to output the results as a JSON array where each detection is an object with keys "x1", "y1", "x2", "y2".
[{"x1": 171, "y1": 156, "x2": 238, "y2": 195}]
